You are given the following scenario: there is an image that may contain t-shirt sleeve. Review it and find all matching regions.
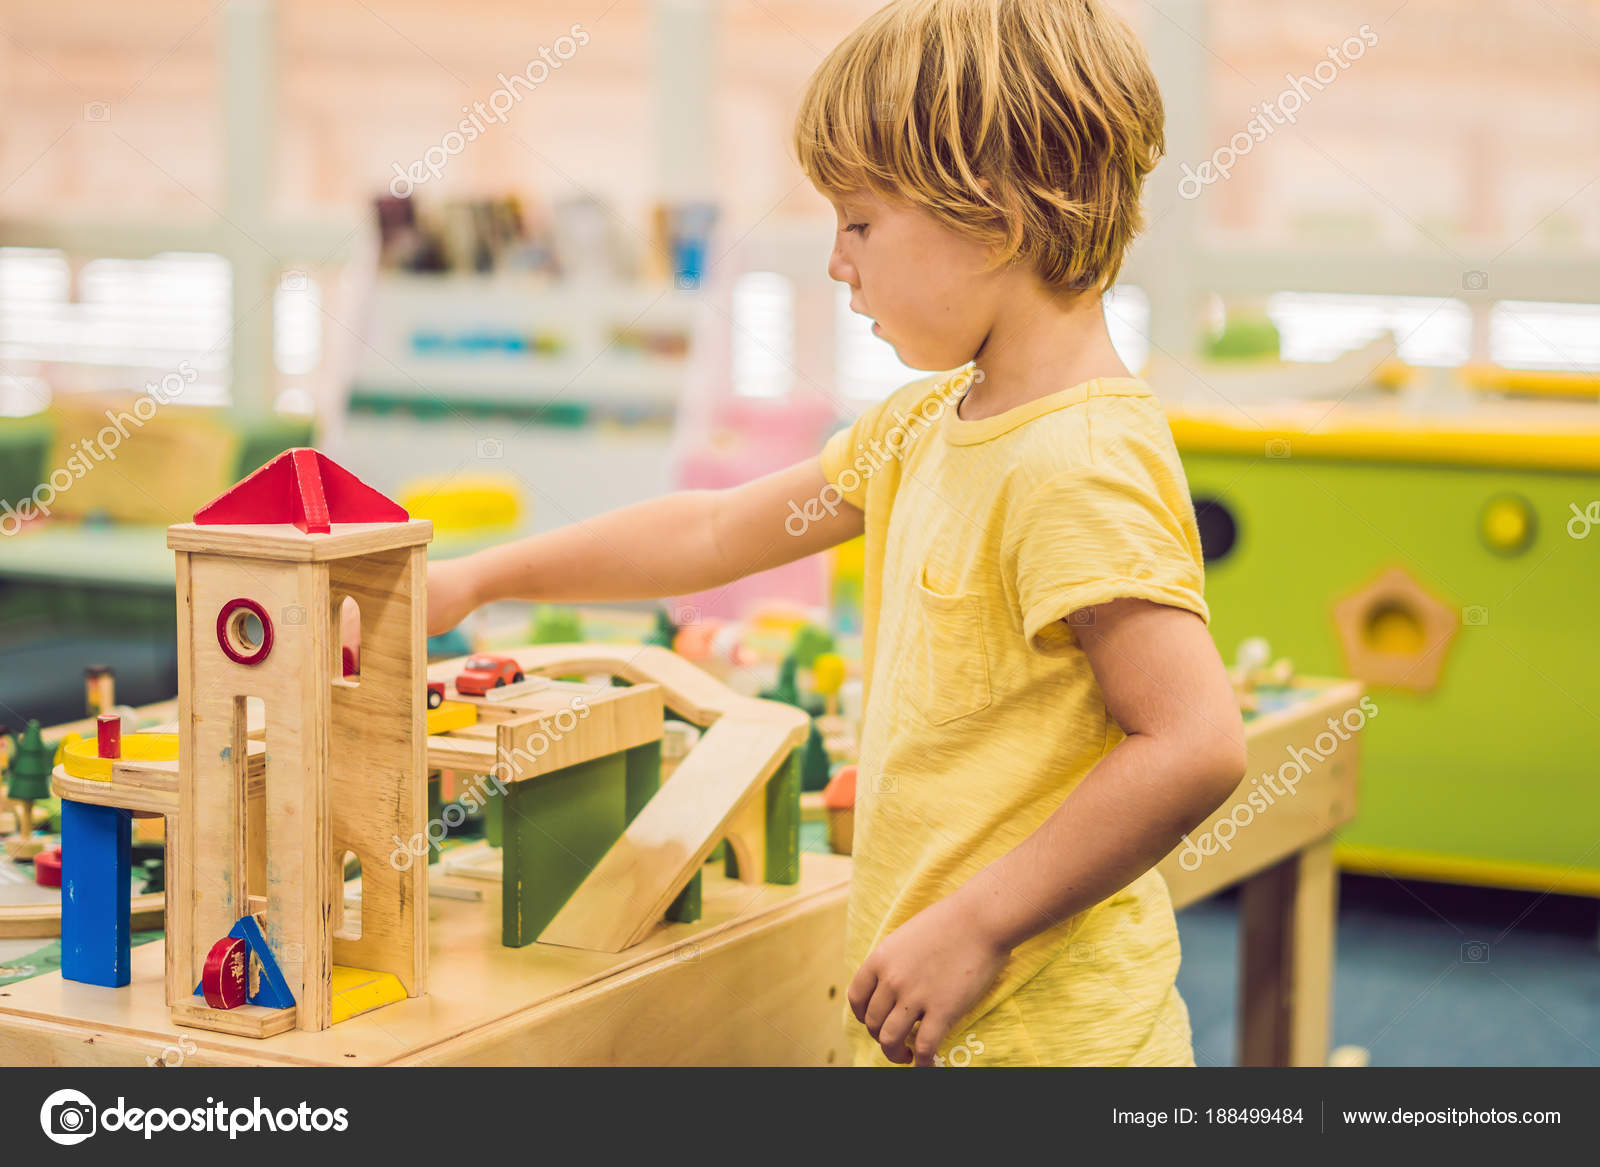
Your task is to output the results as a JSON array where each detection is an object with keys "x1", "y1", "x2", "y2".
[
  {"x1": 1006, "y1": 452, "x2": 1210, "y2": 655},
  {"x1": 818, "y1": 372, "x2": 953, "y2": 512},
  {"x1": 818, "y1": 402, "x2": 883, "y2": 513}
]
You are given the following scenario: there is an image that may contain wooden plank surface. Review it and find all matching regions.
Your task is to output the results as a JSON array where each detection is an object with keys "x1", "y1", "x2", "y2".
[
  {"x1": 167, "y1": 520, "x2": 432, "y2": 562},
  {"x1": 0, "y1": 850, "x2": 852, "y2": 1066}
]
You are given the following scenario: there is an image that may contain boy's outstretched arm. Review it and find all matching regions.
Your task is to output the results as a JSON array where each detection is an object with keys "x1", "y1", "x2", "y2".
[
  {"x1": 850, "y1": 597, "x2": 1247, "y2": 1065},
  {"x1": 425, "y1": 457, "x2": 864, "y2": 635}
]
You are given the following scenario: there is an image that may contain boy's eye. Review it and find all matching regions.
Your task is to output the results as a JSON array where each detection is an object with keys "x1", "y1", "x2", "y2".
[{"x1": 843, "y1": 223, "x2": 868, "y2": 235}]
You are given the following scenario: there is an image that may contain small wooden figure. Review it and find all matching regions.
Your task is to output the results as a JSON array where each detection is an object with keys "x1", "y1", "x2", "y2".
[
  {"x1": 812, "y1": 652, "x2": 846, "y2": 720},
  {"x1": 822, "y1": 765, "x2": 856, "y2": 856},
  {"x1": 5, "y1": 721, "x2": 54, "y2": 860},
  {"x1": 84, "y1": 665, "x2": 115, "y2": 718}
]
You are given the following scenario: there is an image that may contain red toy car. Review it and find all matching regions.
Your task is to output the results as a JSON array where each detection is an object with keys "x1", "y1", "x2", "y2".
[
  {"x1": 426, "y1": 681, "x2": 446, "y2": 709},
  {"x1": 455, "y1": 655, "x2": 525, "y2": 696}
]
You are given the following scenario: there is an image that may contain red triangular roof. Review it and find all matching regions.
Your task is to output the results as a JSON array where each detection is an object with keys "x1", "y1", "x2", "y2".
[{"x1": 194, "y1": 448, "x2": 408, "y2": 533}]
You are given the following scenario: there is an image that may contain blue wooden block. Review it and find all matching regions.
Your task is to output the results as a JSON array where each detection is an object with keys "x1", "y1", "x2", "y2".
[
  {"x1": 191, "y1": 916, "x2": 296, "y2": 1010},
  {"x1": 60, "y1": 799, "x2": 132, "y2": 988},
  {"x1": 230, "y1": 915, "x2": 295, "y2": 1009}
]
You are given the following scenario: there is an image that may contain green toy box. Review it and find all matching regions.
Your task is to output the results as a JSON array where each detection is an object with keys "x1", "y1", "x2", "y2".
[{"x1": 1174, "y1": 401, "x2": 1600, "y2": 895}]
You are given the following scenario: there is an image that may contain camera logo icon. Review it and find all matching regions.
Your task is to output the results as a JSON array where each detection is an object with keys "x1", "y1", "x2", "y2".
[
  {"x1": 1461, "y1": 940, "x2": 1490, "y2": 963},
  {"x1": 1462, "y1": 605, "x2": 1489, "y2": 627},
  {"x1": 282, "y1": 604, "x2": 306, "y2": 626},
  {"x1": 39, "y1": 1088, "x2": 97, "y2": 1145},
  {"x1": 1265, "y1": 438, "x2": 1293, "y2": 459},
  {"x1": 83, "y1": 102, "x2": 111, "y2": 122},
  {"x1": 1461, "y1": 270, "x2": 1489, "y2": 292},
  {"x1": 476, "y1": 437, "x2": 504, "y2": 460},
  {"x1": 281, "y1": 270, "x2": 308, "y2": 292}
]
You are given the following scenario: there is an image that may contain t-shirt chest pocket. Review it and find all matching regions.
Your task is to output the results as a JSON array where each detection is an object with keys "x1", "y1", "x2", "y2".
[{"x1": 897, "y1": 565, "x2": 993, "y2": 726}]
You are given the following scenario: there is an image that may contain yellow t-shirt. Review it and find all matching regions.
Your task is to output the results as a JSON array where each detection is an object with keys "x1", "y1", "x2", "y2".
[{"x1": 819, "y1": 366, "x2": 1210, "y2": 1067}]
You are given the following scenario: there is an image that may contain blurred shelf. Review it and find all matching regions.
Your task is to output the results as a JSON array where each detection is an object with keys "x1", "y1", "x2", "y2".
[
  {"x1": 353, "y1": 274, "x2": 699, "y2": 411},
  {"x1": 0, "y1": 523, "x2": 176, "y2": 590}
]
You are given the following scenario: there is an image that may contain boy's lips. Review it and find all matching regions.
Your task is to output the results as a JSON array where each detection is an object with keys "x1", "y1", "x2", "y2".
[{"x1": 849, "y1": 300, "x2": 883, "y2": 336}]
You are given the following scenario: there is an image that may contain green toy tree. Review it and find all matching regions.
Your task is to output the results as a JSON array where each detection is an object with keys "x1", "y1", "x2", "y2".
[
  {"x1": 529, "y1": 605, "x2": 583, "y2": 645},
  {"x1": 760, "y1": 655, "x2": 824, "y2": 719},
  {"x1": 5, "y1": 720, "x2": 53, "y2": 858},
  {"x1": 790, "y1": 624, "x2": 836, "y2": 671},
  {"x1": 761, "y1": 655, "x2": 803, "y2": 708},
  {"x1": 644, "y1": 608, "x2": 678, "y2": 650},
  {"x1": 800, "y1": 722, "x2": 831, "y2": 793}
]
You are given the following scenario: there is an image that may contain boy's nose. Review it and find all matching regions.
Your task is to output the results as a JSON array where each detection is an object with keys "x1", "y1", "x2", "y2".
[{"x1": 827, "y1": 242, "x2": 856, "y2": 287}]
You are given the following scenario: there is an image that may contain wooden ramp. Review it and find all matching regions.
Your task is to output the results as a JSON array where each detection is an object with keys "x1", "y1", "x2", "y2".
[{"x1": 429, "y1": 645, "x2": 810, "y2": 953}]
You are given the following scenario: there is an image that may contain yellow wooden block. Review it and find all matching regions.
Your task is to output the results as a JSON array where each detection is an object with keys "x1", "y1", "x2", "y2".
[
  {"x1": 60, "y1": 733, "x2": 179, "y2": 782},
  {"x1": 330, "y1": 965, "x2": 407, "y2": 1025},
  {"x1": 426, "y1": 700, "x2": 478, "y2": 735}
]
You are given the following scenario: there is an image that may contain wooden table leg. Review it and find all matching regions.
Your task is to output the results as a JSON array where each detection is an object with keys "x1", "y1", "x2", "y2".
[{"x1": 1236, "y1": 838, "x2": 1338, "y2": 1067}]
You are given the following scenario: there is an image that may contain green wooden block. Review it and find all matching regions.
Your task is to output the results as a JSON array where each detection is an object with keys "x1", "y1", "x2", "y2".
[
  {"x1": 764, "y1": 748, "x2": 802, "y2": 885},
  {"x1": 427, "y1": 773, "x2": 443, "y2": 865},
  {"x1": 666, "y1": 871, "x2": 702, "y2": 923},
  {"x1": 485, "y1": 779, "x2": 503, "y2": 849},
  {"x1": 500, "y1": 753, "x2": 629, "y2": 947},
  {"x1": 716, "y1": 750, "x2": 801, "y2": 883},
  {"x1": 623, "y1": 740, "x2": 662, "y2": 822}
]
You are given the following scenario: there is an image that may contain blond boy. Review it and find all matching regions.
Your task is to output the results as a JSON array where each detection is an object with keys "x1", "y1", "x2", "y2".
[{"x1": 424, "y1": 0, "x2": 1246, "y2": 1066}]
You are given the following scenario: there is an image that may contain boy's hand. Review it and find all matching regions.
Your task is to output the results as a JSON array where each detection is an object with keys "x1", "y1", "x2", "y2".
[
  {"x1": 848, "y1": 893, "x2": 1010, "y2": 1066},
  {"x1": 427, "y1": 557, "x2": 481, "y2": 637}
]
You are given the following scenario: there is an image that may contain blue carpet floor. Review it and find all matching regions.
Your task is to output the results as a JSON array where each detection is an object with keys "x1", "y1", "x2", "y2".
[{"x1": 1176, "y1": 875, "x2": 1600, "y2": 1066}]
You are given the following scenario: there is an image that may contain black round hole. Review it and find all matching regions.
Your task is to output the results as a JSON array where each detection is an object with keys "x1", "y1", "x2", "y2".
[{"x1": 1192, "y1": 496, "x2": 1238, "y2": 564}]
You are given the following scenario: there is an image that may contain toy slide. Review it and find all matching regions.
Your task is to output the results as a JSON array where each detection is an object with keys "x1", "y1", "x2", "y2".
[{"x1": 486, "y1": 644, "x2": 811, "y2": 953}]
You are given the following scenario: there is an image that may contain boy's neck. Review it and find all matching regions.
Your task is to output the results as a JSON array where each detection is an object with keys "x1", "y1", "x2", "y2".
[{"x1": 961, "y1": 282, "x2": 1132, "y2": 421}]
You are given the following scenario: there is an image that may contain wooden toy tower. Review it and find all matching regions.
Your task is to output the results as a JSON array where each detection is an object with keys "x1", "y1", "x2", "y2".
[{"x1": 165, "y1": 449, "x2": 432, "y2": 1036}]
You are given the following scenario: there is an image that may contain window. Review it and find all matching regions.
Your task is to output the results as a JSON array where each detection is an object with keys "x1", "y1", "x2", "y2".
[
  {"x1": 730, "y1": 271, "x2": 795, "y2": 398},
  {"x1": 0, "y1": 247, "x2": 324, "y2": 410},
  {"x1": 0, "y1": 248, "x2": 231, "y2": 403},
  {"x1": 1489, "y1": 301, "x2": 1600, "y2": 371},
  {"x1": 1265, "y1": 292, "x2": 1472, "y2": 367}
]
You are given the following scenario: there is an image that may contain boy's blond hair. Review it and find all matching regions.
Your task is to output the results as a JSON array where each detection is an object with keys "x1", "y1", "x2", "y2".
[{"x1": 794, "y1": 0, "x2": 1163, "y2": 293}]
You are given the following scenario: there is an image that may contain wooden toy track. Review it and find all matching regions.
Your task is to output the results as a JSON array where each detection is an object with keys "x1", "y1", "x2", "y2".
[{"x1": 429, "y1": 644, "x2": 811, "y2": 953}]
